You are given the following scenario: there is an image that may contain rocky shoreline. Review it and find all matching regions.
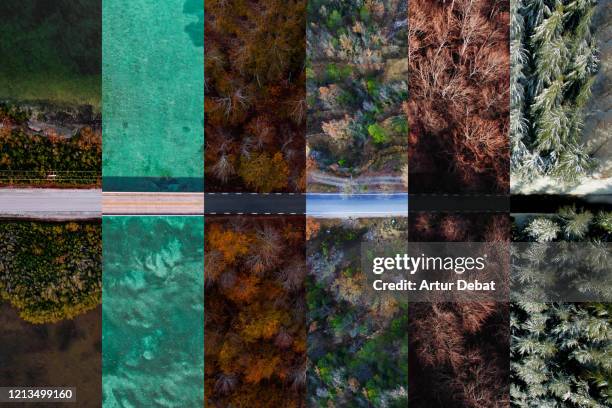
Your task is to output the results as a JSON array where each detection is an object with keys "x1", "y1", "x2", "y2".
[{"x1": 0, "y1": 100, "x2": 101, "y2": 138}]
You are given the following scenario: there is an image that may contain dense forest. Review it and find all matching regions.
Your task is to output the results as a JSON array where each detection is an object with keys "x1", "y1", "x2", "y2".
[
  {"x1": 205, "y1": 216, "x2": 306, "y2": 406},
  {"x1": 408, "y1": 213, "x2": 511, "y2": 407},
  {"x1": 408, "y1": 0, "x2": 510, "y2": 193},
  {"x1": 511, "y1": 0, "x2": 606, "y2": 189},
  {"x1": 307, "y1": 0, "x2": 408, "y2": 193},
  {"x1": 307, "y1": 217, "x2": 408, "y2": 407},
  {"x1": 511, "y1": 206, "x2": 612, "y2": 407},
  {"x1": 204, "y1": 0, "x2": 306, "y2": 192},
  {"x1": 0, "y1": 104, "x2": 101, "y2": 187},
  {"x1": 511, "y1": 302, "x2": 612, "y2": 407},
  {"x1": 513, "y1": 205, "x2": 611, "y2": 243},
  {"x1": 0, "y1": 221, "x2": 101, "y2": 324}
]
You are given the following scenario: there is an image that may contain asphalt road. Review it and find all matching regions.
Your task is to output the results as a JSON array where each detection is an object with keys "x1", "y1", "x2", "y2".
[
  {"x1": 0, "y1": 189, "x2": 205, "y2": 218},
  {"x1": 3, "y1": 190, "x2": 406, "y2": 218},
  {"x1": 0, "y1": 189, "x2": 101, "y2": 219},
  {"x1": 103, "y1": 192, "x2": 204, "y2": 215},
  {"x1": 0, "y1": 189, "x2": 531, "y2": 219}
]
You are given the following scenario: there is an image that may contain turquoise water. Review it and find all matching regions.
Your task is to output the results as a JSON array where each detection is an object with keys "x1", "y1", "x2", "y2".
[
  {"x1": 102, "y1": 0, "x2": 204, "y2": 188},
  {"x1": 102, "y1": 216, "x2": 204, "y2": 407}
]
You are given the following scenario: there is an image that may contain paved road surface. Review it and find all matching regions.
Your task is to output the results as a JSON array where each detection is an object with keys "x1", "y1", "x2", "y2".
[
  {"x1": 2, "y1": 190, "x2": 406, "y2": 218},
  {"x1": 1, "y1": 189, "x2": 522, "y2": 219},
  {"x1": 103, "y1": 192, "x2": 204, "y2": 215},
  {"x1": 0, "y1": 189, "x2": 206, "y2": 218},
  {"x1": 0, "y1": 189, "x2": 101, "y2": 219},
  {"x1": 307, "y1": 193, "x2": 407, "y2": 217}
]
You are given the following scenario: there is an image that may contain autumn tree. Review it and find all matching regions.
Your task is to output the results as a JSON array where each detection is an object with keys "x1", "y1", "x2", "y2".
[
  {"x1": 408, "y1": 213, "x2": 510, "y2": 407},
  {"x1": 204, "y1": 0, "x2": 306, "y2": 192},
  {"x1": 0, "y1": 221, "x2": 101, "y2": 323},
  {"x1": 306, "y1": 217, "x2": 320, "y2": 241},
  {"x1": 238, "y1": 152, "x2": 290, "y2": 192},
  {"x1": 408, "y1": 0, "x2": 510, "y2": 193},
  {"x1": 205, "y1": 216, "x2": 306, "y2": 407}
]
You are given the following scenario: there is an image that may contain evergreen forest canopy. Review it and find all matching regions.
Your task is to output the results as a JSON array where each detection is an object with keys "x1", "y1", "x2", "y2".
[
  {"x1": 511, "y1": 207, "x2": 612, "y2": 407},
  {"x1": 511, "y1": 0, "x2": 600, "y2": 183}
]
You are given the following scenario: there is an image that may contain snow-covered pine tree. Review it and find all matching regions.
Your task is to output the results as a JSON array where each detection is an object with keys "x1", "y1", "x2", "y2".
[
  {"x1": 511, "y1": 302, "x2": 612, "y2": 407},
  {"x1": 511, "y1": 0, "x2": 599, "y2": 183},
  {"x1": 510, "y1": 302, "x2": 612, "y2": 408},
  {"x1": 512, "y1": 0, "x2": 542, "y2": 179},
  {"x1": 516, "y1": 206, "x2": 608, "y2": 243},
  {"x1": 512, "y1": 207, "x2": 612, "y2": 407}
]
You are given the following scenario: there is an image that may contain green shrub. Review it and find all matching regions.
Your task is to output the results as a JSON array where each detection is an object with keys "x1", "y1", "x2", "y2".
[{"x1": 368, "y1": 123, "x2": 388, "y2": 144}]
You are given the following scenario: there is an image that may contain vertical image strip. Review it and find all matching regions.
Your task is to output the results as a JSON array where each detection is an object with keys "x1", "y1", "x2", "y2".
[
  {"x1": 102, "y1": 216, "x2": 204, "y2": 406},
  {"x1": 0, "y1": 2, "x2": 103, "y2": 405},
  {"x1": 306, "y1": 0, "x2": 409, "y2": 194},
  {"x1": 407, "y1": 0, "x2": 511, "y2": 406},
  {"x1": 103, "y1": 0, "x2": 204, "y2": 192},
  {"x1": 511, "y1": 0, "x2": 611, "y2": 194},
  {"x1": 204, "y1": 0, "x2": 306, "y2": 193},
  {"x1": 304, "y1": 1, "x2": 409, "y2": 404},
  {"x1": 306, "y1": 216, "x2": 409, "y2": 406},
  {"x1": 204, "y1": 215, "x2": 306, "y2": 406},
  {"x1": 0, "y1": 220, "x2": 102, "y2": 406},
  {"x1": 407, "y1": 212, "x2": 511, "y2": 407},
  {"x1": 408, "y1": 0, "x2": 510, "y2": 194}
]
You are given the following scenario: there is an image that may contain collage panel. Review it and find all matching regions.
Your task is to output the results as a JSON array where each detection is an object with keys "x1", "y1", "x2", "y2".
[
  {"x1": 509, "y1": 1, "x2": 612, "y2": 407},
  {"x1": 204, "y1": 215, "x2": 306, "y2": 406},
  {"x1": 102, "y1": 0, "x2": 204, "y2": 192},
  {"x1": 0, "y1": 2, "x2": 104, "y2": 404},
  {"x1": 511, "y1": 0, "x2": 612, "y2": 194},
  {"x1": 0, "y1": 0, "x2": 609, "y2": 406},
  {"x1": 408, "y1": 0, "x2": 510, "y2": 193},
  {"x1": 0, "y1": 0, "x2": 101, "y2": 187},
  {"x1": 407, "y1": 212, "x2": 511, "y2": 408},
  {"x1": 0, "y1": 220, "x2": 102, "y2": 406},
  {"x1": 102, "y1": 216, "x2": 204, "y2": 407},
  {"x1": 510, "y1": 198, "x2": 612, "y2": 406},
  {"x1": 306, "y1": 216, "x2": 408, "y2": 407},
  {"x1": 204, "y1": 0, "x2": 306, "y2": 193},
  {"x1": 306, "y1": 0, "x2": 408, "y2": 193}
]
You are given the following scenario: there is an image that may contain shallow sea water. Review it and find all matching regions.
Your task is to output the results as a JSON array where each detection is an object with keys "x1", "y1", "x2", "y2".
[
  {"x1": 102, "y1": 216, "x2": 203, "y2": 407},
  {"x1": 102, "y1": 0, "x2": 204, "y2": 187}
]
